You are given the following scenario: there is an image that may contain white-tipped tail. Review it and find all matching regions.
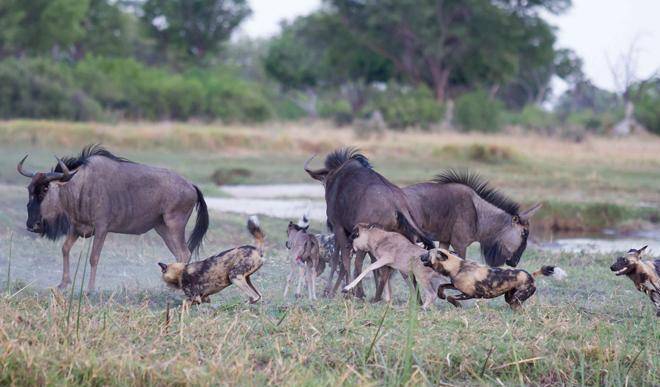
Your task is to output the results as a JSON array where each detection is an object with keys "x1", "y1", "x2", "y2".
[
  {"x1": 533, "y1": 265, "x2": 567, "y2": 280},
  {"x1": 247, "y1": 215, "x2": 265, "y2": 256},
  {"x1": 551, "y1": 267, "x2": 567, "y2": 280},
  {"x1": 297, "y1": 206, "x2": 311, "y2": 228}
]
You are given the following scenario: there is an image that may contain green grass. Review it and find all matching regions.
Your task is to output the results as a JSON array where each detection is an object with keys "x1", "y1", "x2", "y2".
[{"x1": 0, "y1": 120, "x2": 659, "y2": 385}]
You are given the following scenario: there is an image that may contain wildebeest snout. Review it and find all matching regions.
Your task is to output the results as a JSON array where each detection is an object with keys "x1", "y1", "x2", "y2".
[{"x1": 26, "y1": 219, "x2": 42, "y2": 233}]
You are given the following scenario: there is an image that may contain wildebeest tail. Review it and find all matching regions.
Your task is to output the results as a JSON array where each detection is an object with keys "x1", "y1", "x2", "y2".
[
  {"x1": 396, "y1": 210, "x2": 435, "y2": 250},
  {"x1": 532, "y1": 266, "x2": 567, "y2": 280},
  {"x1": 187, "y1": 185, "x2": 209, "y2": 256},
  {"x1": 247, "y1": 215, "x2": 265, "y2": 256}
]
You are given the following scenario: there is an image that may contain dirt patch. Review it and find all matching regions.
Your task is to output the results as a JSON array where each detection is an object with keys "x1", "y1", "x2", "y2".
[{"x1": 211, "y1": 168, "x2": 252, "y2": 185}]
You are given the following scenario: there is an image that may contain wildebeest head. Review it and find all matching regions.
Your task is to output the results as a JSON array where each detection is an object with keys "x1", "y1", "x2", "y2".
[
  {"x1": 610, "y1": 245, "x2": 647, "y2": 276},
  {"x1": 17, "y1": 155, "x2": 76, "y2": 240},
  {"x1": 482, "y1": 203, "x2": 542, "y2": 267},
  {"x1": 285, "y1": 221, "x2": 314, "y2": 266},
  {"x1": 285, "y1": 221, "x2": 308, "y2": 249}
]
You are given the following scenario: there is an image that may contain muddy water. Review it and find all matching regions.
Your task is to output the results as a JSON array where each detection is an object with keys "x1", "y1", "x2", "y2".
[{"x1": 212, "y1": 183, "x2": 660, "y2": 254}]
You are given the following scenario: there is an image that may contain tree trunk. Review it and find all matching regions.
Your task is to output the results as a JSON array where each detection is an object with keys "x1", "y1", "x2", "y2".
[{"x1": 428, "y1": 64, "x2": 450, "y2": 102}]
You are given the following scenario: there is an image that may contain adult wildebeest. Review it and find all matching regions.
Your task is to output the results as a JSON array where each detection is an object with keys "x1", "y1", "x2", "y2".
[
  {"x1": 404, "y1": 169, "x2": 542, "y2": 267},
  {"x1": 304, "y1": 147, "x2": 433, "y2": 298},
  {"x1": 17, "y1": 145, "x2": 209, "y2": 291}
]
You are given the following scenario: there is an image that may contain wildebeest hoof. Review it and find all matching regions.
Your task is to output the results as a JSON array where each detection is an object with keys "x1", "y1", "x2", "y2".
[
  {"x1": 294, "y1": 293, "x2": 302, "y2": 299},
  {"x1": 370, "y1": 297, "x2": 382, "y2": 303},
  {"x1": 57, "y1": 281, "x2": 71, "y2": 290},
  {"x1": 249, "y1": 296, "x2": 261, "y2": 304},
  {"x1": 341, "y1": 287, "x2": 349, "y2": 294}
]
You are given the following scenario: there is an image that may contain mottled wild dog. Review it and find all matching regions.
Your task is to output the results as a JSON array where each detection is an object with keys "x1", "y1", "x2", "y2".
[
  {"x1": 159, "y1": 216, "x2": 265, "y2": 305},
  {"x1": 610, "y1": 246, "x2": 660, "y2": 316},
  {"x1": 421, "y1": 248, "x2": 566, "y2": 309},
  {"x1": 284, "y1": 221, "x2": 322, "y2": 300},
  {"x1": 342, "y1": 224, "x2": 446, "y2": 309}
]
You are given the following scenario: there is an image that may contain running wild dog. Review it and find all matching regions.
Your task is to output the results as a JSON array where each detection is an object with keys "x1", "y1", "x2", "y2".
[
  {"x1": 343, "y1": 224, "x2": 446, "y2": 309},
  {"x1": 159, "y1": 216, "x2": 265, "y2": 305},
  {"x1": 421, "y1": 248, "x2": 566, "y2": 309},
  {"x1": 284, "y1": 221, "x2": 322, "y2": 300},
  {"x1": 610, "y1": 246, "x2": 660, "y2": 317}
]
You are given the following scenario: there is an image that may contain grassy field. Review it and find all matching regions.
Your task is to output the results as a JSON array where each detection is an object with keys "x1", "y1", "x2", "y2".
[{"x1": 1, "y1": 120, "x2": 659, "y2": 385}]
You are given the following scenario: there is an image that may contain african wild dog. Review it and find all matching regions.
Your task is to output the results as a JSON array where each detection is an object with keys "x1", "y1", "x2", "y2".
[
  {"x1": 284, "y1": 221, "x2": 324, "y2": 300},
  {"x1": 159, "y1": 216, "x2": 265, "y2": 305},
  {"x1": 610, "y1": 246, "x2": 660, "y2": 317},
  {"x1": 342, "y1": 224, "x2": 447, "y2": 309},
  {"x1": 421, "y1": 248, "x2": 566, "y2": 309}
]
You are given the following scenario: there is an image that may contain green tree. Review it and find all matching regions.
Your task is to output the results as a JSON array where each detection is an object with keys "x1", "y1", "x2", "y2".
[
  {"x1": 141, "y1": 0, "x2": 251, "y2": 63},
  {"x1": 18, "y1": 0, "x2": 90, "y2": 55},
  {"x1": 76, "y1": 0, "x2": 142, "y2": 59}
]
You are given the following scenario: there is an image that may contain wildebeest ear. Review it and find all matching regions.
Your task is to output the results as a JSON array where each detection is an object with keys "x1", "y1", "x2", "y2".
[
  {"x1": 638, "y1": 245, "x2": 648, "y2": 254},
  {"x1": 158, "y1": 262, "x2": 168, "y2": 273},
  {"x1": 519, "y1": 203, "x2": 542, "y2": 221}
]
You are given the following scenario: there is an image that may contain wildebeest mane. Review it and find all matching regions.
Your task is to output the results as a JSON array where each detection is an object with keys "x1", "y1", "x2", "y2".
[
  {"x1": 433, "y1": 169, "x2": 520, "y2": 216},
  {"x1": 53, "y1": 144, "x2": 132, "y2": 172},
  {"x1": 324, "y1": 147, "x2": 371, "y2": 171}
]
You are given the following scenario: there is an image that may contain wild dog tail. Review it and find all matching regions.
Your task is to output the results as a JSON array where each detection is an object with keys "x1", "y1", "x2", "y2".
[
  {"x1": 396, "y1": 210, "x2": 435, "y2": 250},
  {"x1": 187, "y1": 185, "x2": 210, "y2": 256},
  {"x1": 532, "y1": 266, "x2": 567, "y2": 280},
  {"x1": 297, "y1": 205, "x2": 311, "y2": 228},
  {"x1": 247, "y1": 215, "x2": 265, "y2": 256}
]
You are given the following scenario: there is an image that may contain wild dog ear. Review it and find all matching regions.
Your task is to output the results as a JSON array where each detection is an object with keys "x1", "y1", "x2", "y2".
[
  {"x1": 519, "y1": 203, "x2": 542, "y2": 221},
  {"x1": 158, "y1": 262, "x2": 168, "y2": 273}
]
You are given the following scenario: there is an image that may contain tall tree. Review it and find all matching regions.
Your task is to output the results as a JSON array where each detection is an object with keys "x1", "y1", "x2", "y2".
[
  {"x1": 141, "y1": 0, "x2": 251, "y2": 63},
  {"x1": 328, "y1": 0, "x2": 571, "y2": 101}
]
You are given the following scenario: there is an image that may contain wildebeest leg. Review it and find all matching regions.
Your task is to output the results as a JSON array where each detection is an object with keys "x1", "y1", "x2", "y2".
[
  {"x1": 58, "y1": 232, "x2": 79, "y2": 289},
  {"x1": 306, "y1": 264, "x2": 317, "y2": 300},
  {"x1": 162, "y1": 214, "x2": 192, "y2": 264},
  {"x1": 333, "y1": 229, "x2": 352, "y2": 294},
  {"x1": 86, "y1": 230, "x2": 108, "y2": 292},
  {"x1": 231, "y1": 275, "x2": 261, "y2": 303},
  {"x1": 343, "y1": 258, "x2": 393, "y2": 292},
  {"x1": 295, "y1": 265, "x2": 305, "y2": 298},
  {"x1": 154, "y1": 223, "x2": 187, "y2": 264},
  {"x1": 372, "y1": 266, "x2": 392, "y2": 303},
  {"x1": 353, "y1": 250, "x2": 368, "y2": 298},
  {"x1": 283, "y1": 263, "x2": 295, "y2": 298},
  {"x1": 382, "y1": 275, "x2": 393, "y2": 302}
]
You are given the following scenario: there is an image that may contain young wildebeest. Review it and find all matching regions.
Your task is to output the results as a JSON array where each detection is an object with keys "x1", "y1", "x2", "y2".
[
  {"x1": 296, "y1": 213, "x2": 340, "y2": 296},
  {"x1": 343, "y1": 224, "x2": 446, "y2": 309},
  {"x1": 421, "y1": 248, "x2": 566, "y2": 309},
  {"x1": 610, "y1": 246, "x2": 660, "y2": 317},
  {"x1": 17, "y1": 145, "x2": 209, "y2": 291},
  {"x1": 159, "y1": 216, "x2": 265, "y2": 305},
  {"x1": 404, "y1": 170, "x2": 542, "y2": 267},
  {"x1": 284, "y1": 221, "x2": 322, "y2": 300},
  {"x1": 304, "y1": 148, "x2": 433, "y2": 298}
]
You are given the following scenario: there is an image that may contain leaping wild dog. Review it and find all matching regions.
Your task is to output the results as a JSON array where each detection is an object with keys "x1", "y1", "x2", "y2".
[
  {"x1": 284, "y1": 221, "x2": 323, "y2": 300},
  {"x1": 342, "y1": 224, "x2": 446, "y2": 310},
  {"x1": 159, "y1": 216, "x2": 265, "y2": 305},
  {"x1": 610, "y1": 246, "x2": 660, "y2": 317},
  {"x1": 421, "y1": 248, "x2": 566, "y2": 309}
]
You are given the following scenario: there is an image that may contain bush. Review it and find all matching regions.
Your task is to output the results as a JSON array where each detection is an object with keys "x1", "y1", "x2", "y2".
[
  {"x1": 318, "y1": 99, "x2": 353, "y2": 126},
  {"x1": 454, "y1": 89, "x2": 503, "y2": 132},
  {"x1": 635, "y1": 82, "x2": 660, "y2": 135},
  {"x1": 0, "y1": 58, "x2": 104, "y2": 121},
  {"x1": 507, "y1": 105, "x2": 557, "y2": 131},
  {"x1": 564, "y1": 109, "x2": 621, "y2": 134},
  {"x1": 367, "y1": 85, "x2": 444, "y2": 130}
]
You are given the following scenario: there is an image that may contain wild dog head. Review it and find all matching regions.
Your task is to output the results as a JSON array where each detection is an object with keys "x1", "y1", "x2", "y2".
[
  {"x1": 17, "y1": 155, "x2": 76, "y2": 240},
  {"x1": 158, "y1": 262, "x2": 186, "y2": 288},
  {"x1": 610, "y1": 246, "x2": 647, "y2": 276},
  {"x1": 421, "y1": 248, "x2": 463, "y2": 277}
]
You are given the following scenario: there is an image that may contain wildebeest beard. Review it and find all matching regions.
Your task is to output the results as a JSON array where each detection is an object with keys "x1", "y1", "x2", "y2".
[
  {"x1": 41, "y1": 214, "x2": 71, "y2": 241},
  {"x1": 481, "y1": 233, "x2": 527, "y2": 267}
]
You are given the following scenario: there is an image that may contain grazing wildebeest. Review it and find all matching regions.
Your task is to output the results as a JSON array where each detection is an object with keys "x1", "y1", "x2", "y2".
[
  {"x1": 404, "y1": 170, "x2": 542, "y2": 267},
  {"x1": 304, "y1": 147, "x2": 433, "y2": 298},
  {"x1": 17, "y1": 145, "x2": 209, "y2": 291}
]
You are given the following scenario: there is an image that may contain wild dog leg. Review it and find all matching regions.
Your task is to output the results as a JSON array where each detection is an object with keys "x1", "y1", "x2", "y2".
[
  {"x1": 323, "y1": 249, "x2": 339, "y2": 297},
  {"x1": 231, "y1": 275, "x2": 261, "y2": 303},
  {"x1": 86, "y1": 230, "x2": 108, "y2": 292},
  {"x1": 506, "y1": 285, "x2": 536, "y2": 309},
  {"x1": 446, "y1": 293, "x2": 472, "y2": 308},
  {"x1": 343, "y1": 258, "x2": 393, "y2": 292},
  {"x1": 246, "y1": 275, "x2": 262, "y2": 299},
  {"x1": 58, "y1": 232, "x2": 79, "y2": 289},
  {"x1": 437, "y1": 283, "x2": 457, "y2": 299}
]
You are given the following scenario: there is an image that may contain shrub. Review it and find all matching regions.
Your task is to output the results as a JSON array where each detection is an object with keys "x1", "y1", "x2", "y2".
[
  {"x1": 454, "y1": 89, "x2": 503, "y2": 132},
  {"x1": 318, "y1": 99, "x2": 353, "y2": 126},
  {"x1": 367, "y1": 85, "x2": 444, "y2": 130},
  {"x1": 507, "y1": 105, "x2": 558, "y2": 131},
  {"x1": 0, "y1": 58, "x2": 104, "y2": 121},
  {"x1": 635, "y1": 82, "x2": 660, "y2": 135}
]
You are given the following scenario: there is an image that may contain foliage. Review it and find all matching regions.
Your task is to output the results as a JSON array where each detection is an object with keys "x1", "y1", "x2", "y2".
[
  {"x1": 454, "y1": 89, "x2": 504, "y2": 132},
  {"x1": 633, "y1": 78, "x2": 660, "y2": 135},
  {"x1": 141, "y1": 0, "x2": 251, "y2": 63},
  {"x1": 507, "y1": 105, "x2": 558, "y2": 131},
  {"x1": 318, "y1": 98, "x2": 353, "y2": 126},
  {"x1": 366, "y1": 85, "x2": 444, "y2": 130}
]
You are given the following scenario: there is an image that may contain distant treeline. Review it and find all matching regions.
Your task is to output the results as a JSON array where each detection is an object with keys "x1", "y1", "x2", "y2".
[{"x1": 0, "y1": 0, "x2": 658, "y2": 134}]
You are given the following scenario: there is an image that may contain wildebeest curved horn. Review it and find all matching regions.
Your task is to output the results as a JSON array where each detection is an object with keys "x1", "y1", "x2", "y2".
[
  {"x1": 55, "y1": 156, "x2": 76, "y2": 181},
  {"x1": 17, "y1": 155, "x2": 36, "y2": 178},
  {"x1": 303, "y1": 154, "x2": 317, "y2": 172},
  {"x1": 303, "y1": 154, "x2": 328, "y2": 181}
]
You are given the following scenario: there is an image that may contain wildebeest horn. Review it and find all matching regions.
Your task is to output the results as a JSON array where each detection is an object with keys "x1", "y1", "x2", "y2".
[
  {"x1": 303, "y1": 154, "x2": 328, "y2": 181},
  {"x1": 303, "y1": 154, "x2": 317, "y2": 172},
  {"x1": 55, "y1": 156, "x2": 76, "y2": 181},
  {"x1": 17, "y1": 155, "x2": 36, "y2": 178}
]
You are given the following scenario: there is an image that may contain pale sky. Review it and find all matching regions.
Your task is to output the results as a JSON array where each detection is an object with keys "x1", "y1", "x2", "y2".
[{"x1": 239, "y1": 0, "x2": 660, "y2": 92}]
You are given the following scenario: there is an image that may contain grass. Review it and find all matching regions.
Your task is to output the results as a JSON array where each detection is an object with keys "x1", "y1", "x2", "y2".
[{"x1": 0, "y1": 120, "x2": 659, "y2": 385}]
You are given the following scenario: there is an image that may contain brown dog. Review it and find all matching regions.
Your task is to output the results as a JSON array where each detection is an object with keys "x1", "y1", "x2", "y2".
[
  {"x1": 343, "y1": 224, "x2": 446, "y2": 309},
  {"x1": 610, "y1": 245, "x2": 660, "y2": 317},
  {"x1": 159, "y1": 216, "x2": 265, "y2": 305},
  {"x1": 421, "y1": 248, "x2": 566, "y2": 309}
]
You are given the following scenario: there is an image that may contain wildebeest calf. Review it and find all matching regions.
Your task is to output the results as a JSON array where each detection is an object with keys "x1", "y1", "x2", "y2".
[
  {"x1": 284, "y1": 221, "x2": 322, "y2": 300},
  {"x1": 421, "y1": 248, "x2": 566, "y2": 309},
  {"x1": 343, "y1": 224, "x2": 446, "y2": 309},
  {"x1": 159, "y1": 216, "x2": 265, "y2": 305},
  {"x1": 610, "y1": 245, "x2": 660, "y2": 317}
]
